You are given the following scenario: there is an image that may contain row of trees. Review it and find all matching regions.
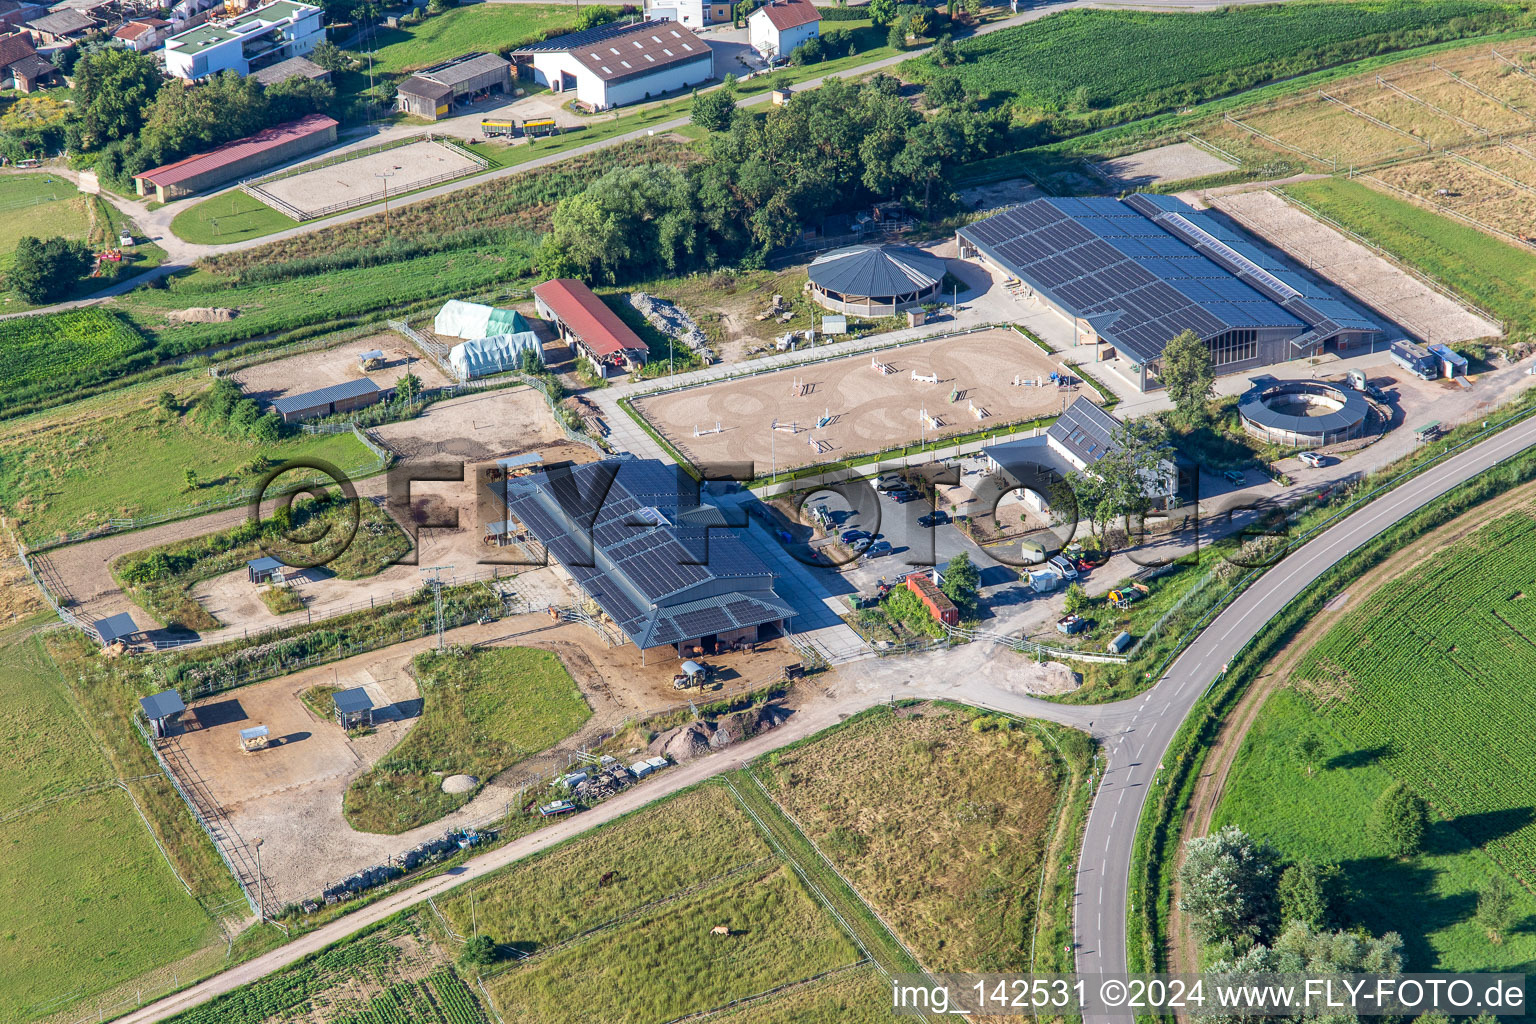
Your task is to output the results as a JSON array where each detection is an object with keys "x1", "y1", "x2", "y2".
[
  {"x1": 541, "y1": 75, "x2": 1007, "y2": 283},
  {"x1": 69, "y1": 49, "x2": 336, "y2": 188}
]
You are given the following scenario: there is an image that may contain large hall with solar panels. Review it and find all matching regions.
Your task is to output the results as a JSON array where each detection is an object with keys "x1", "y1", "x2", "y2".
[
  {"x1": 492, "y1": 457, "x2": 796, "y2": 661},
  {"x1": 957, "y1": 194, "x2": 1387, "y2": 391}
]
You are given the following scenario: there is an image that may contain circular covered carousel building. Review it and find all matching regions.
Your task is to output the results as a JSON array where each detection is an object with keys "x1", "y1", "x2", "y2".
[
  {"x1": 806, "y1": 243, "x2": 945, "y2": 316},
  {"x1": 1238, "y1": 380, "x2": 1370, "y2": 449}
]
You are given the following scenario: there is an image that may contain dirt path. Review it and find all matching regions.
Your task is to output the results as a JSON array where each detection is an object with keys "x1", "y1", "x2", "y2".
[{"x1": 1166, "y1": 477, "x2": 1536, "y2": 976}]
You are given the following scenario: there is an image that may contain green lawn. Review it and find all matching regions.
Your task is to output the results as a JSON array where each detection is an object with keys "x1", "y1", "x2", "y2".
[
  {"x1": 344, "y1": 646, "x2": 592, "y2": 833},
  {"x1": 363, "y1": 5, "x2": 609, "y2": 75},
  {"x1": 0, "y1": 636, "x2": 219, "y2": 1022},
  {"x1": 168, "y1": 190, "x2": 299, "y2": 246},
  {"x1": 1213, "y1": 689, "x2": 1536, "y2": 973},
  {"x1": 0, "y1": 382, "x2": 378, "y2": 544},
  {"x1": 1282, "y1": 176, "x2": 1536, "y2": 332},
  {"x1": 0, "y1": 171, "x2": 86, "y2": 254},
  {"x1": 486, "y1": 864, "x2": 859, "y2": 1024},
  {"x1": 438, "y1": 785, "x2": 773, "y2": 949}
]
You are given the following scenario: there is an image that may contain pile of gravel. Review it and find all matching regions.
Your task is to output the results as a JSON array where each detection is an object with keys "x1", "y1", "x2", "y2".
[
  {"x1": 441, "y1": 774, "x2": 479, "y2": 794},
  {"x1": 629, "y1": 292, "x2": 712, "y2": 360}
]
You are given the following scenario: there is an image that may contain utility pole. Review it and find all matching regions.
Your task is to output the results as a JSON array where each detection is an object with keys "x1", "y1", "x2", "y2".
[
  {"x1": 376, "y1": 170, "x2": 395, "y2": 236},
  {"x1": 253, "y1": 838, "x2": 265, "y2": 923},
  {"x1": 421, "y1": 565, "x2": 454, "y2": 650}
]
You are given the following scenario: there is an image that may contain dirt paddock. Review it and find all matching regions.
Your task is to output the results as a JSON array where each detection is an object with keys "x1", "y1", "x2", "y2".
[
  {"x1": 372, "y1": 388, "x2": 577, "y2": 462},
  {"x1": 253, "y1": 140, "x2": 481, "y2": 219},
  {"x1": 632, "y1": 328, "x2": 1080, "y2": 474},
  {"x1": 233, "y1": 333, "x2": 453, "y2": 405},
  {"x1": 1206, "y1": 190, "x2": 1500, "y2": 345},
  {"x1": 1095, "y1": 142, "x2": 1235, "y2": 188}
]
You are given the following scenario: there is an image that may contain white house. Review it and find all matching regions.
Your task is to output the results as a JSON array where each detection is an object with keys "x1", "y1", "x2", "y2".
[
  {"x1": 162, "y1": 0, "x2": 324, "y2": 81},
  {"x1": 511, "y1": 19, "x2": 713, "y2": 111},
  {"x1": 644, "y1": 0, "x2": 732, "y2": 27},
  {"x1": 748, "y1": 0, "x2": 820, "y2": 61},
  {"x1": 113, "y1": 17, "x2": 170, "y2": 51}
]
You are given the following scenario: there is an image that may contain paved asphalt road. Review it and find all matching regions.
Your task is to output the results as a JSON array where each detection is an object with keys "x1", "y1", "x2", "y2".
[{"x1": 1072, "y1": 412, "x2": 1536, "y2": 1022}]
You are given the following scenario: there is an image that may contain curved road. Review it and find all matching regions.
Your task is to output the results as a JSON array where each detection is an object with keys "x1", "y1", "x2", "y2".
[{"x1": 1072, "y1": 412, "x2": 1536, "y2": 1021}]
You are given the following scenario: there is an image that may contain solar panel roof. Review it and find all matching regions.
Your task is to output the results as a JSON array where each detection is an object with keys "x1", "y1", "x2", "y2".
[
  {"x1": 497, "y1": 459, "x2": 791, "y2": 647},
  {"x1": 960, "y1": 195, "x2": 1384, "y2": 363}
]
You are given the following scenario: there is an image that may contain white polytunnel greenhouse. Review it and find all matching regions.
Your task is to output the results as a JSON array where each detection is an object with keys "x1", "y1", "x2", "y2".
[
  {"x1": 449, "y1": 331, "x2": 542, "y2": 380},
  {"x1": 434, "y1": 299, "x2": 530, "y2": 340}
]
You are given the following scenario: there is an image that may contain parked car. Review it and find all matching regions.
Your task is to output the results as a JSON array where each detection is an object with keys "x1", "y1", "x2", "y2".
[
  {"x1": 1049, "y1": 555, "x2": 1078, "y2": 581},
  {"x1": 849, "y1": 536, "x2": 873, "y2": 553},
  {"x1": 841, "y1": 529, "x2": 870, "y2": 543},
  {"x1": 874, "y1": 474, "x2": 905, "y2": 492},
  {"x1": 1297, "y1": 451, "x2": 1324, "y2": 468},
  {"x1": 917, "y1": 510, "x2": 950, "y2": 528},
  {"x1": 893, "y1": 490, "x2": 922, "y2": 504},
  {"x1": 864, "y1": 540, "x2": 894, "y2": 558},
  {"x1": 1222, "y1": 469, "x2": 1246, "y2": 485}
]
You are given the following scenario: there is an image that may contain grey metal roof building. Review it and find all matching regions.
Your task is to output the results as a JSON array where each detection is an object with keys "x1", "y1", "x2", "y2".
[
  {"x1": 269, "y1": 377, "x2": 385, "y2": 423},
  {"x1": 957, "y1": 195, "x2": 1386, "y2": 391},
  {"x1": 251, "y1": 55, "x2": 329, "y2": 86},
  {"x1": 139, "y1": 690, "x2": 186, "y2": 722},
  {"x1": 93, "y1": 611, "x2": 139, "y2": 646},
  {"x1": 1237, "y1": 380, "x2": 1369, "y2": 449},
  {"x1": 397, "y1": 51, "x2": 511, "y2": 120},
  {"x1": 807, "y1": 243, "x2": 945, "y2": 316},
  {"x1": 495, "y1": 458, "x2": 794, "y2": 656}
]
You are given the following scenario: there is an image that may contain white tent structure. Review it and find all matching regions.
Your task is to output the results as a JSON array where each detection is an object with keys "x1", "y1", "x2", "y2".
[
  {"x1": 450, "y1": 332, "x2": 542, "y2": 380},
  {"x1": 434, "y1": 299, "x2": 530, "y2": 340}
]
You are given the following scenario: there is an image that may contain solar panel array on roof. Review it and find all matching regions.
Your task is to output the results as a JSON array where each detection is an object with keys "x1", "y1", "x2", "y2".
[
  {"x1": 497, "y1": 459, "x2": 792, "y2": 646},
  {"x1": 961, "y1": 197, "x2": 1322, "y2": 364}
]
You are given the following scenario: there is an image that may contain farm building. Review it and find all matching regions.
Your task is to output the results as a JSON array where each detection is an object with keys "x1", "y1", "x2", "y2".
[
  {"x1": 985, "y1": 397, "x2": 1178, "y2": 512},
  {"x1": 395, "y1": 52, "x2": 511, "y2": 120},
  {"x1": 0, "y1": 1, "x2": 44, "y2": 33},
  {"x1": 250, "y1": 54, "x2": 329, "y2": 86},
  {"x1": 131, "y1": 113, "x2": 338, "y2": 202},
  {"x1": 434, "y1": 299, "x2": 529, "y2": 340},
  {"x1": 333, "y1": 687, "x2": 374, "y2": 729},
  {"x1": 495, "y1": 458, "x2": 795, "y2": 660},
  {"x1": 139, "y1": 690, "x2": 185, "y2": 738},
  {"x1": 112, "y1": 17, "x2": 169, "y2": 50},
  {"x1": 450, "y1": 332, "x2": 541, "y2": 380},
  {"x1": 905, "y1": 573, "x2": 958, "y2": 626},
  {"x1": 956, "y1": 194, "x2": 1387, "y2": 391},
  {"x1": 806, "y1": 243, "x2": 945, "y2": 316},
  {"x1": 0, "y1": 32, "x2": 54, "y2": 92},
  {"x1": 748, "y1": 0, "x2": 820, "y2": 60},
  {"x1": 532, "y1": 278, "x2": 650, "y2": 379},
  {"x1": 22, "y1": 7, "x2": 94, "y2": 43},
  {"x1": 163, "y1": 0, "x2": 325, "y2": 81},
  {"x1": 269, "y1": 377, "x2": 386, "y2": 424},
  {"x1": 92, "y1": 611, "x2": 140, "y2": 648},
  {"x1": 643, "y1": 0, "x2": 731, "y2": 26},
  {"x1": 1237, "y1": 379, "x2": 1369, "y2": 449},
  {"x1": 1428, "y1": 343, "x2": 1468, "y2": 379},
  {"x1": 510, "y1": 19, "x2": 713, "y2": 111},
  {"x1": 247, "y1": 556, "x2": 286, "y2": 584}
]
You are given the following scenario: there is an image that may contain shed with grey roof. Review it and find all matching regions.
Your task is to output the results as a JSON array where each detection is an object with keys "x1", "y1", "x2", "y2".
[
  {"x1": 139, "y1": 690, "x2": 186, "y2": 737},
  {"x1": 333, "y1": 687, "x2": 374, "y2": 729},
  {"x1": 511, "y1": 19, "x2": 712, "y2": 111},
  {"x1": 93, "y1": 611, "x2": 139, "y2": 647},
  {"x1": 269, "y1": 377, "x2": 386, "y2": 424},
  {"x1": 251, "y1": 54, "x2": 329, "y2": 86},
  {"x1": 396, "y1": 51, "x2": 511, "y2": 120}
]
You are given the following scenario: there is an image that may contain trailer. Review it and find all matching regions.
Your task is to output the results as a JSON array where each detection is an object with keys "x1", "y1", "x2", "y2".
[
  {"x1": 1028, "y1": 569, "x2": 1059, "y2": 594},
  {"x1": 1390, "y1": 339, "x2": 1437, "y2": 381},
  {"x1": 1056, "y1": 614, "x2": 1088, "y2": 635},
  {"x1": 522, "y1": 117, "x2": 559, "y2": 137},
  {"x1": 480, "y1": 118, "x2": 515, "y2": 137}
]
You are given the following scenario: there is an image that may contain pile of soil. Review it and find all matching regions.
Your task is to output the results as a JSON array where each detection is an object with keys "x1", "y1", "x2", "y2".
[
  {"x1": 648, "y1": 702, "x2": 795, "y2": 762},
  {"x1": 166, "y1": 307, "x2": 238, "y2": 323},
  {"x1": 441, "y1": 774, "x2": 479, "y2": 794}
]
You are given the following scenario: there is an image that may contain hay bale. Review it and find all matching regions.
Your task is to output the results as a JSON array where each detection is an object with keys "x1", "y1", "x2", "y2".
[{"x1": 166, "y1": 307, "x2": 238, "y2": 323}]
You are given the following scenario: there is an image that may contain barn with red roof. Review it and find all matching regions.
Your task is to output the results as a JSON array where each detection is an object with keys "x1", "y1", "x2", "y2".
[
  {"x1": 131, "y1": 113, "x2": 338, "y2": 202},
  {"x1": 533, "y1": 279, "x2": 652, "y2": 379}
]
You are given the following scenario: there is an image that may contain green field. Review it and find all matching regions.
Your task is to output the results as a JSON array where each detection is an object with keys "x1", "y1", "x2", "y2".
[
  {"x1": 365, "y1": 4, "x2": 610, "y2": 75},
  {"x1": 486, "y1": 864, "x2": 860, "y2": 1023},
  {"x1": 1282, "y1": 177, "x2": 1536, "y2": 333},
  {"x1": 1214, "y1": 689, "x2": 1536, "y2": 972},
  {"x1": 907, "y1": 1, "x2": 1533, "y2": 128},
  {"x1": 0, "y1": 171, "x2": 86, "y2": 256},
  {"x1": 757, "y1": 705, "x2": 1080, "y2": 971},
  {"x1": 438, "y1": 785, "x2": 774, "y2": 947},
  {"x1": 0, "y1": 308, "x2": 151, "y2": 415},
  {"x1": 0, "y1": 635, "x2": 219, "y2": 1022},
  {"x1": 344, "y1": 646, "x2": 592, "y2": 834},
  {"x1": 0, "y1": 382, "x2": 378, "y2": 544},
  {"x1": 163, "y1": 918, "x2": 492, "y2": 1024},
  {"x1": 1293, "y1": 509, "x2": 1536, "y2": 881},
  {"x1": 168, "y1": 190, "x2": 299, "y2": 246},
  {"x1": 707, "y1": 965, "x2": 894, "y2": 1024}
]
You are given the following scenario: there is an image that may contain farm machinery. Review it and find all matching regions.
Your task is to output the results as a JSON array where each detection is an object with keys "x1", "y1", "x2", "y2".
[{"x1": 1107, "y1": 582, "x2": 1150, "y2": 610}]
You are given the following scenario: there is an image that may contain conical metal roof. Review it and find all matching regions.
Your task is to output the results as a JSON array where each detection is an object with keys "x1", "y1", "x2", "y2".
[{"x1": 808, "y1": 243, "x2": 945, "y2": 298}]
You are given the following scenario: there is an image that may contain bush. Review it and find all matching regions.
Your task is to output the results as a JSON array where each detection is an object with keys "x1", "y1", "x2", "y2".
[
  {"x1": 10, "y1": 235, "x2": 93, "y2": 303},
  {"x1": 459, "y1": 934, "x2": 497, "y2": 967}
]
